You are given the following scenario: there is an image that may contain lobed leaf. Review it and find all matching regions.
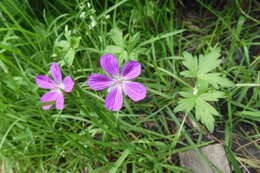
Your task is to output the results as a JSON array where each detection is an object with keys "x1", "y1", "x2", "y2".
[
  {"x1": 198, "y1": 48, "x2": 221, "y2": 74},
  {"x1": 200, "y1": 73, "x2": 234, "y2": 88},
  {"x1": 182, "y1": 51, "x2": 198, "y2": 73},
  {"x1": 200, "y1": 91, "x2": 224, "y2": 101},
  {"x1": 175, "y1": 97, "x2": 195, "y2": 113},
  {"x1": 195, "y1": 98, "x2": 218, "y2": 132},
  {"x1": 109, "y1": 27, "x2": 124, "y2": 48}
]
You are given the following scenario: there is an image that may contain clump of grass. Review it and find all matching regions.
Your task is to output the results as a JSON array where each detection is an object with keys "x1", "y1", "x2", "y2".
[{"x1": 0, "y1": 0, "x2": 259, "y2": 172}]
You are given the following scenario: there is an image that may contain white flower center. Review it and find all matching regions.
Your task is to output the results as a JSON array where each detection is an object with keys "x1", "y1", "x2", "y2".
[
  {"x1": 58, "y1": 83, "x2": 64, "y2": 90},
  {"x1": 113, "y1": 75, "x2": 126, "y2": 86}
]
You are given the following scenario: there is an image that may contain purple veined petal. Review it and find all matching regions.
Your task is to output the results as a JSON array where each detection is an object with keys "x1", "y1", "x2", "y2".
[
  {"x1": 122, "y1": 61, "x2": 141, "y2": 80},
  {"x1": 36, "y1": 75, "x2": 56, "y2": 89},
  {"x1": 56, "y1": 92, "x2": 64, "y2": 110},
  {"x1": 42, "y1": 105, "x2": 53, "y2": 110},
  {"x1": 50, "y1": 63, "x2": 62, "y2": 83},
  {"x1": 87, "y1": 74, "x2": 113, "y2": 90},
  {"x1": 100, "y1": 54, "x2": 119, "y2": 76},
  {"x1": 63, "y1": 76, "x2": 74, "y2": 92},
  {"x1": 105, "y1": 86, "x2": 123, "y2": 111},
  {"x1": 123, "y1": 82, "x2": 146, "y2": 102},
  {"x1": 40, "y1": 91, "x2": 59, "y2": 103}
]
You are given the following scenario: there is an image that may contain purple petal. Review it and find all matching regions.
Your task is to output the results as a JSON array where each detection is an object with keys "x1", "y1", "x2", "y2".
[
  {"x1": 42, "y1": 105, "x2": 52, "y2": 110},
  {"x1": 123, "y1": 82, "x2": 146, "y2": 102},
  {"x1": 87, "y1": 74, "x2": 113, "y2": 90},
  {"x1": 56, "y1": 93, "x2": 64, "y2": 110},
  {"x1": 100, "y1": 54, "x2": 119, "y2": 76},
  {"x1": 36, "y1": 75, "x2": 56, "y2": 89},
  {"x1": 40, "y1": 91, "x2": 59, "y2": 103},
  {"x1": 63, "y1": 76, "x2": 74, "y2": 92},
  {"x1": 122, "y1": 61, "x2": 141, "y2": 80},
  {"x1": 51, "y1": 63, "x2": 62, "y2": 83},
  {"x1": 105, "y1": 86, "x2": 123, "y2": 111}
]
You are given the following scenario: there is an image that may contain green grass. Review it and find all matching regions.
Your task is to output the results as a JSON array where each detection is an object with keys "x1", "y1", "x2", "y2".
[{"x1": 0, "y1": 0, "x2": 259, "y2": 172}]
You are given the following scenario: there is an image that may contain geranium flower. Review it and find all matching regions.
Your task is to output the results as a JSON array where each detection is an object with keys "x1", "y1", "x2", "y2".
[
  {"x1": 87, "y1": 54, "x2": 147, "y2": 111},
  {"x1": 36, "y1": 63, "x2": 74, "y2": 110}
]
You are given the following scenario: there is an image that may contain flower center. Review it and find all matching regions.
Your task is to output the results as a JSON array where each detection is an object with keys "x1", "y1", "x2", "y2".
[
  {"x1": 51, "y1": 82, "x2": 64, "y2": 92},
  {"x1": 58, "y1": 83, "x2": 64, "y2": 90},
  {"x1": 113, "y1": 75, "x2": 124, "y2": 85}
]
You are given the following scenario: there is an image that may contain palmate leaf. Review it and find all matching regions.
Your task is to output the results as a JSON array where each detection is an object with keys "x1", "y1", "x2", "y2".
[
  {"x1": 175, "y1": 97, "x2": 195, "y2": 113},
  {"x1": 180, "y1": 70, "x2": 197, "y2": 78},
  {"x1": 182, "y1": 51, "x2": 198, "y2": 75},
  {"x1": 181, "y1": 48, "x2": 234, "y2": 88},
  {"x1": 197, "y1": 48, "x2": 234, "y2": 87},
  {"x1": 175, "y1": 89, "x2": 224, "y2": 132},
  {"x1": 176, "y1": 48, "x2": 233, "y2": 132},
  {"x1": 175, "y1": 90, "x2": 196, "y2": 113},
  {"x1": 109, "y1": 27, "x2": 124, "y2": 48},
  {"x1": 198, "y1": 48, "x2": 221, "y2": 74},
  {"x1": 199, "y1": 73, "x2": 234, "y2": 88},
  {"x1": 195, "y1": 97, "x2": 218, "y2": 132},
  {"x1": 200, "y1": 91, "x2": 224, "y2": 101}
]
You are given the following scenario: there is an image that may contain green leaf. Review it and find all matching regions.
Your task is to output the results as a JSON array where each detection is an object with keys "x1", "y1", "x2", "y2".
[
  {"x1": 109, "y1": 27, "x2": 124, "y2": 48},
  {"x1": 180, "y1": 70, "x2": 197, "y2": 78},
  {"x1": 202, "y1": 112, "x2": 215, "y2": 133},
  {"x1": 195, "y1": 98, "x2": 217, "y2": 132},
  {"x1": 128, "y1": 48, "x2": 146, "y2": 60},
  {"x1": 71, "y1": 36, "x2": 81, "y2": 49},
  {"x1": 214, "y1": 76, "x2": 234, "y2": 87},
  {"x1": 196, "y1": 79, "x2": 209, "y2": 91},
  {"x1": 128, "y1": 32, "x2": 140, "y2": 49},
  {"x1": 198, "y1": 48, "x2": 221, "y2": 74},
  {"x1": 175, "y1": 97, "x2": 195, "y2": 113},
  {"x1": 181, "y1": 48, "x2": 234, "y2": 88},
  {"x1": 177, "y1": 48, "x2": 234, "y2": 132},
  {"x1": 64, "y1": 25, "x2": 71, "y2": 41},
  {"x1": 182, "y1": 51, "x2": 198, "y2": 73},
  {"x1": 200, "y1": 73, "x2": 234, "y2": 88},
  {"x1": 64, "y1": 48, "x2": 75, "y2": 66},
  {"x1": 179, "y1": 91, "x2": 193, "y2": 98},
  {"x1": 200, "y1": 91, "x2": 224, "y2": 101},
  {"x1": 104, "y1": 45, "x2": 124, "y2": 54},
  {"x1": 55, "y1": 40, "x2": 70, "y2": 49}
]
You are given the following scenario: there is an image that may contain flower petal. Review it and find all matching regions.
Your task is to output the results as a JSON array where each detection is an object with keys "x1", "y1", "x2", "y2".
[
  {"x1": 42, "y1": 105, "x2": 52, "y2": 110},
  {"x1": 122, "y1": 61, "x2": 141, "y2": 80},
  {"x1": 40, "y1": 91, "x2": 59, "y2": 103},
  {"x1": 87, "y1": 74, "x2": 113, "y2": 90},
  {"x1": 51, "y1": 63, "x2": 62, "y2": 82},
  {"x1": 123, "y1": 82, "x2": 146, "y2": 102},
  {"x1": 105, "y1": 86, "x2": 123, "y2": 111},
  {"x1": 63, "y1": 76, "x2": 74, "y2": 92},
  {"x1": 36, "y1": 75, "x2": 56, "y2": 89},
  {"x1": 56, "y1": 93, "x2": 64, "y2": 110},
  {"x1": 100, "y1": 54, "x2": 119, "y2": 76}
]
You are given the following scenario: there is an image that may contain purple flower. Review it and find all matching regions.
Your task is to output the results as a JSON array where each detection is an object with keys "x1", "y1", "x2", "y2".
[
  {"x1": 87, "y1": 54, "x2": 147, "y2": 111},
  {"x1": 36, "y1": 63, "x2": 74, "y2": 110}
]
